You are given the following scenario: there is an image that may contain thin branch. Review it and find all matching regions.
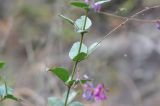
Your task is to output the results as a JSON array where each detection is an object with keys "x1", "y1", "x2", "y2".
[
  {"x1": 99, "y1": 12, "x2": 158, "y2": 23},
  {"x1": 90, "y1": 5, "x2": 160, "y2": 55},
  {"x1": 99, "y1": 5, "x2": 160, "y2": 23}
]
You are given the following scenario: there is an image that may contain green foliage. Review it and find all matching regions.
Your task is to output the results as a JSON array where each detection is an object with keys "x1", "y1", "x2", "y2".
[
  {"x1": 59, "y1": 15, "x2": 74, "y2": 25},
  {"x1": 70, "y1": 1, "x2": 89, "y2": 10},
  {"x1": 0, "y1": 85, "x2": 13, "y2": 97},
  {"x1": 49, "y1": 67, "x2": 70, "y2": 83},
  {"x1": 73, "y1": 53, "x2": 87, "y2": 61},
  {"x1": 69, "y1": 42, "x2": 88, "y2": 61},
  {"x1": 3, "y1": 94, "x2": 20, "y2": 101},
  {"x1": 75, "y1": 16, "x2": 92, "y2": 33},
  {"x1": 48, "y1": 1, "x2": 105, "y2": 105},
  {"x1": 0, "y1": 62, "x2": 5, "y2": 70},
  {"x1": 0, "y1": 84, "x2": 19, "y2": 101}
]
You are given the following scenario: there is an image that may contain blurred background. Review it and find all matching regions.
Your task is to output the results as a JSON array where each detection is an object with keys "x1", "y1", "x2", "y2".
[{"x1": 0, "y1": 0, "x2": 160, "y2": 106}]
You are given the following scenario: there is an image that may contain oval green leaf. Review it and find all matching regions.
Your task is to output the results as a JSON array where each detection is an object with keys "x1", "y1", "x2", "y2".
[
  {"x1": 73, "y1": 52, "x2": 87, "y2": 61},
  {"x1": 4, "y1": 94, "x2": 20, "y2": 101},
  {"x1": 74, "y1": 16, "x2": 92, "y2": 33},
  {"x1": 69, "y1": 42, "x2": 88, "y2": 61},
  {"x1": 49, "y1": 67, "x2": 70, "y2": 83},
  {"x1": 70, "y1": 2, "x2": 89, "y2": 9},
  {"x1": 0, "y1": 62, "x2": 5, "y2": 70}
]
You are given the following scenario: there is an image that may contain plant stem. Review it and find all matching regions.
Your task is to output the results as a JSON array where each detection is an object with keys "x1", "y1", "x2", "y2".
[
  {"x1": 64, "y1": 10, "x2": 88, "y2": 106},
  {"x1": 64, "y1": 59, "x2": 78, "y2": 105},
  {"x1": 64, "y1": 35, "x2": 84, "y2": 106},
  {"x1": 64, "y1": 86, "x2": 71, "y2": 106}
]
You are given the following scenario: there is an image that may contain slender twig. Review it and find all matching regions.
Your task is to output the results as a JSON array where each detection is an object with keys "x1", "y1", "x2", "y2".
[
  {"x1": 89, "y1": 5, "x2": 160, "y2": 55},
  {"x1": 99, "y1": 11, "x2": 158, "y2": 23},
  {"x1": 64, "y1": 61, "x2": 78, "y2": 106},
  {"x1": 99, "y1": 5, "x2": 160, "y2": 23}
]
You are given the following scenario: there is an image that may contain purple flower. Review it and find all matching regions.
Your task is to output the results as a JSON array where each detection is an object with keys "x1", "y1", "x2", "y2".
[
  {"x1": 82, "y1": 83, "x2": 108, "y2": 102},
  {"x1": 156, "y1": 20, "x2": 160, "y2": 30},
  {"x1": 84, "y1": 0, "x2": 111, "y2": 12},
  {"x1": 94, "y1": 84, "x2": 107, "y2": 101},
  {"x1": 92, "y1": 2, "x2": 101, "y2": 12},
  {"x1": 82, "y1": 82, "x2": 95, "y2": 101},
  {"x1": 82, "y1": 89, "x2": 94, "y2": 101}
]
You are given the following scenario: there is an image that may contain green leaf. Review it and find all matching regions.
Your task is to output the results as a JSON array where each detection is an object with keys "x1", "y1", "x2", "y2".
[
  {"x1": 59, "y1": 15, "x2": 74, "y2": 25},
  {"x1": 49, "y1": 67, "x2": 70, "y2": 83},
  {"x1": 0, "y1": 85, "x2": 13, "y2": 97},
  {"x1": 75, "y1": 16, "x2": 92, "y2": 33},
  {"x1": 0, "y1": 62, "x2": 5, "y2": 70},
  {"x1": 48, "y1": 97, "x2": 64, "y2": 106},
  {"x1": 69, "y1": 102, "x2": 84, "y2": 106},
  {"x1": 63, "y1": 90, "x2": 77, "y2": 104},
  {"x1": 4, "y1": 94, "x2": 20, "y2": 101},
  {"x1": 69, "y1": 42, "x2": 88, "y2": 61},
  {"x1": 88, "y1": 42, "x2": 100, "y2": 55},
  {"x1": 73, "y1": 52, "x2": 87, "y2": 61},
  {"x1": 70, "y1": 2, "x2": 89, "y2": 9}
]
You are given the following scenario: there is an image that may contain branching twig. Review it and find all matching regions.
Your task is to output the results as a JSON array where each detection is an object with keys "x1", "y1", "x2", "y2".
[
  {"x1": 100, "y1": 4, "x2": 160, "y2": 23},
  {"x1": 90, "y1": 5, "x2": 160, "y2": 55},
  {"x1": 99, "y1": 11, "x2": 158, "y2": 23}
]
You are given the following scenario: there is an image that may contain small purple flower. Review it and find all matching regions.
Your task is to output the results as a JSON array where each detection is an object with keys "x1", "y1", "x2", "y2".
[
  {"x1": 156, "y1": 20, "x2": 160, "y2": 30},
  {"x1": 82, "y1": 89, "x2": 94, "y2": 101},
  {"x1": 92, "y1": 2, "x2": 101, "y2": 12},
  {"x1": 82, "y1": 82, "x2": 94, "y2": 101},
  {"x1": 84, "y1": 0, "x2": 111, "y2": 12},
  {"x1": 94, "y1": 84, "x2": 107, "y2": 101},
  {"x1": 82, "y1": 82, "x2": 108, "y2": 102}
]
